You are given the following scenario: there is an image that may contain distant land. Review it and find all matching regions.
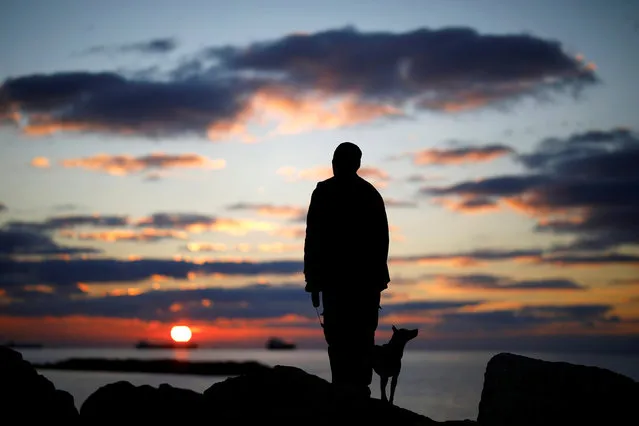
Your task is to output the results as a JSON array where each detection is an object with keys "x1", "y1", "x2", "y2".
[{"x1": 33, "y1": 358, "x2": 271, "y2": 376}]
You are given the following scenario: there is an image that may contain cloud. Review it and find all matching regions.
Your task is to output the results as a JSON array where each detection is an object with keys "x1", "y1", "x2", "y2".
[
  {"x1": 0, "y1": 229, "x2": 100, "y2": 257},
  {"x1": 432, "y1": 196, "x2": 500, "y2": 213},
  {"x1": 0, "y1": 257, "x2": 304, "y2": 288},
  {"x1": 135, "y1": 213, "x2": 277, "y2": 235},
  {"x1": 411, "y1": 144, "x2": 515, "y2": 165},
  {"x1": 227, "y1": 203, "x2": 307, "y2": 221},
  {"x1": 0, "y1": 203, "x2": 6, "y2": 212},
  {"x1": 1, "y1": 277, "x2": 486, "y2": 323},
  {"x1": 185, "y1": 242, "x2": 228, "y2": 252},
  {"x1": 390, "y1": 248, "x2": 639, "y2": 267},
  {"x1": 426, "y1": 273, "x2": 587, "y2": 291},
  {"x1": 5, "y1": 214, "x2": 129, "y2": 232},
  {"x1": 30, "y1": 156, "x2": 50, "y2": 168},
  {"x1": 609, "y1": 279, "x2": 639, "y2": 286},
  {"x1": 58, "y1": 228, "x2": 189, "y2": 242},
  {"x1": 0, "y1": 71, "x2": 254, "y2": 140},
  {"x1": 212, "y1": 26, "x2": 596, "y2": 110},
  {"x1": 384, "y1": 198, "x2": 418, "y2": 208},
  {"x1": 60, "y1": 153, "x2": 225, "y2": 176},
  {"x1": 257, "y1": 242, "x2": 304, "y2": 253},
  {"x1": 439, "y1": 304, "x2": 618, "y2": 333},
  {"x1": 271, "y1": 226, "x2": 306, "y2": 239},
  {"x1": 390, "y1": 248, "x2": 543, "y2": 266},
  {"x1": 82, "y1": 37, "x2": 178, "y2": 55},
  {"x1": 421, "y1": 128, "x2": 639, "y2": 251},
  {"x1": 1, "y1": 26, "x2": 597, "y2": 140},
  {"x1": 277, "y1": 166, "x2": 332, "y2": 181}
]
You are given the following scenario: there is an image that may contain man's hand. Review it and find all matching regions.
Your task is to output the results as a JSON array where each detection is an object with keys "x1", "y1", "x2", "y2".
[
  {"x1": 304, "y1": 280, "x2": 321, "y2": 293},
  {"x1": 311, "y1": 291, "x2": 320, "y2": 308}
]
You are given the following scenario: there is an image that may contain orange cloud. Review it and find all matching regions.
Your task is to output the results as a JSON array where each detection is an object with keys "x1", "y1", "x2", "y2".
[
  {"x1": 30, "y1": 156, "x2": 50, "y2": 168},
  {"x1": 59, "y1": 228, "x2": 188, "y2": 242},
  {"x1": 277, "y1": 166, "x2": 332, "y2": 181},
  {"x1": 413, "y1": 145, "x2": 514, "y2": 165},
  {"x1": 135, "y1": 215, "x2": 278, "y2": 235},
  {"x1": 227, "y1": 203, "x2": 307, "y2": 219},
  {"x1": 247, "y1": 86, "x2": 401, "y2": 135},
  {"x1": 271, "y1": 226, "x2": 306, "y2": 239},
  {"x1": 257, "y1": 242, "x2": 304, "y2": 253},
  {"x1": 23, "y1": 284, "x2": 54, "y2": 293},
  {"x1": 433, "y1": 196, "x2": 501, "y2": 214},
  {"x1": 60, "y1": 153, "x2": 225, "y2": 176},
  {"x1": 186, "y1": 242, "x2": 228, "y2": 252}
]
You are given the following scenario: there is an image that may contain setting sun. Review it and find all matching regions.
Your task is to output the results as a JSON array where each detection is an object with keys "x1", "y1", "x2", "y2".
[{"x1": 170, "y1": 325, "x2": 192, "y2": 343}]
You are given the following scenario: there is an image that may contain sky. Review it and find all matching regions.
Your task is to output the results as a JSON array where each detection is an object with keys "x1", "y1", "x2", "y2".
[{"x1": 1, "y1": 0, "x2": 638, "y2": 351}]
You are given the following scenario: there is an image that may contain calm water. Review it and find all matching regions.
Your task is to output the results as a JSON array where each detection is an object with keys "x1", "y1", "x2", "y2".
[{"x1": 18, "y1": 348, "x2": 639, "y2": 422}]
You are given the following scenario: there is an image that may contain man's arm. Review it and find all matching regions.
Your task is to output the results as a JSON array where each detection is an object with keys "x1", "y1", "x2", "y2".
[
  {"x1": 303, "y1": 184, "x2": 323, "y2": 293},
  {"x1": 375, "y1": 190, "x2": 391, "y2": 289}
]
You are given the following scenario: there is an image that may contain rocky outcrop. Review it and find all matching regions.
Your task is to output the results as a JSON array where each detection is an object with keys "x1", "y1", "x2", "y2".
[
  {"x1": 3, "y1": 345, "x2": 638, "y2": 425},
  {"x1": 80, "y1": 365, "x2": 471, "y2": 425},
  {"x1": 81, "y1": 381, "x2": 206, "y2": 421},
  {"x1": 478, "y1": 352, "x2": 639, "y2": 425},
  {"x1": 203, "y1": 364, "x2": 474, "y2": 425},
  {"x1": 0, "y1": 346, "x2": 79, "y2": 423}
]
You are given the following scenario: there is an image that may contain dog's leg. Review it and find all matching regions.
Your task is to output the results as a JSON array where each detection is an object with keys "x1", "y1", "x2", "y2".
[
  {"x1": 389, "y1": 375, "x2": 398, "y2": 406},
  {"x1": 380, "y1": 376, "x2": 388, "y2": 402}
]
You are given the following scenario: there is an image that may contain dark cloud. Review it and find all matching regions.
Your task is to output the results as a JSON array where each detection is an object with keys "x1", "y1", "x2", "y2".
[
  {"x1": 0, "y1": 203, "x2": 5, "y2": 212},
  {"x1": 421, "y1": 129, "x2": 639, "y2": 252},
  {"x1": 0, "y1": 71, "x2": 252, "y2": 139},
  {"x1": 212, "y1": 26, "x2": 596, "y2": 109},
  {"x1": 427, "y1": 273, "x2": 586, "y2": 290},
  {"x1": 381, "y1": 300, "x2": 482, "y2": 315},
  {"x1": 390, "y1": 248, "x2": 544, "y2": 266},
  {"x1": 0, "y1": 257, "x2": 303, "y2": 287},
  {"x1": 1, "y1": 26, "x2": 597, "y2": 139},
  {"x1": 2, "y1": 280, "x2": 482, "y2": 322},
  {"x1": 82, "y1": 38, "x2": 178, "y2": 55},
  {"x1": 4, "y1": 214, "x2": 129, "y2": 232},
  {"x1": 0, "y1": 229, "x2": 100, "y2": 257},
  {"x1": 439, "y1": 304, "x2": 619, "y2": 332},
  {"x1": 135, "y1": 212, "x2": 275, "y2": 234},
  {"x1": 390, "y1": 248, "x2": 639, "y2": 267}
]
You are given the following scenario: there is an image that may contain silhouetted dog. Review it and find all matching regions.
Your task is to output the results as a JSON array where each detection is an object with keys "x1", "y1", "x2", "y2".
[{"x1": 372, "y1": 325, "x2": 419, "y2": 405}]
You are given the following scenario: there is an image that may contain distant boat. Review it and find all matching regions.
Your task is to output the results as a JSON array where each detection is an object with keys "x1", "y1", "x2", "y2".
[
  {"x1": 266, "y1": 338, "x2": 296, "y2": 350},
  {"x1": 5, "y1": 341, "x2": 43, "y2": 349},
  {"x1": 135, "y1": 340, "x2": 198, "y2": 349}
]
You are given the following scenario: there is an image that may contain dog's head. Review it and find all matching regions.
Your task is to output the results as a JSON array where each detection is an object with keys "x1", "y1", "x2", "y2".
[{"x1": 391, "y1": 325, "x2": 419, "y2": 343}]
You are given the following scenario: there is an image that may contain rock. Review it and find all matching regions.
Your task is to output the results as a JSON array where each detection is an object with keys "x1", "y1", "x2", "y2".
[
  {"x1": 202, "y1": 364, "x2": 464, "y2": 425},
  {"x1": 0, "y1": 345, "x2": 79, "y2": 423},
  {"x1": 80, "y1": 381, "x2": 204, "y2": 421},
  {"x1": 477, "y1": 352, "x2": 639, "y2": 426}
]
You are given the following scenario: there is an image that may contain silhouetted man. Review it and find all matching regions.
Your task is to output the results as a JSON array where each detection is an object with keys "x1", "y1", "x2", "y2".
[{"x1": 304, "y1": 142, "x2": 390, "y2": 398}]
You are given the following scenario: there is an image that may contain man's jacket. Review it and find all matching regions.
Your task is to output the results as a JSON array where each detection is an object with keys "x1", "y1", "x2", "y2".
[{"x1": 303, "y1": 174, "x2": 390, "y2": 293}]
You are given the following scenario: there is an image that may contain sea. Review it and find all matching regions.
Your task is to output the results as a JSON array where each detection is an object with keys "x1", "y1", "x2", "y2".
[{"x1": 18, "y1": 348, "x2": 639, "y2": 422}]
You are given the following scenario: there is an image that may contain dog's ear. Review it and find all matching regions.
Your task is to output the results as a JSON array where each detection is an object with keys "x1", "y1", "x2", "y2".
[{"x1": 392, "y1": 325, "x2": 397, "y2": 333}]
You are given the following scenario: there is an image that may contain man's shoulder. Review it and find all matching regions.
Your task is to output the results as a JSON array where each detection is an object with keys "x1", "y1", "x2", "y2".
[{"x1": 315, "y1": 176, "x2": 336, "y2": 190}]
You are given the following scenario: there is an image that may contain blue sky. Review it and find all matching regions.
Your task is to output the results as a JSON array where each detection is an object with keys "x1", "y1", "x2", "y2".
[{"x1": 1, "y1": 0, "x2": 638, "y2": 350}]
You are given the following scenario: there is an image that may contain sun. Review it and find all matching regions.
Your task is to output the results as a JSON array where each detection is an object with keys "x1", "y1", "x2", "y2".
[{"x1": 170, "y1": 325, "x2": 192, "y2": 343}]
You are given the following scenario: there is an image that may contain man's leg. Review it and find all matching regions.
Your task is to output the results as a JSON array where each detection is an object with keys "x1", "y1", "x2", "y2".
[
  {"x1": 351, "y1": 290, "x2": 380, "y2": 390},
  {"x1": 322, "y1": 291, "x2": 349, "y2": 385}
]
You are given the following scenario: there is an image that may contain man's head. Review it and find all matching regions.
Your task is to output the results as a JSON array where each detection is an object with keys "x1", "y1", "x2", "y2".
[{"x1": 332, "y1": 142, "x2": 362, "y2": 177}]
